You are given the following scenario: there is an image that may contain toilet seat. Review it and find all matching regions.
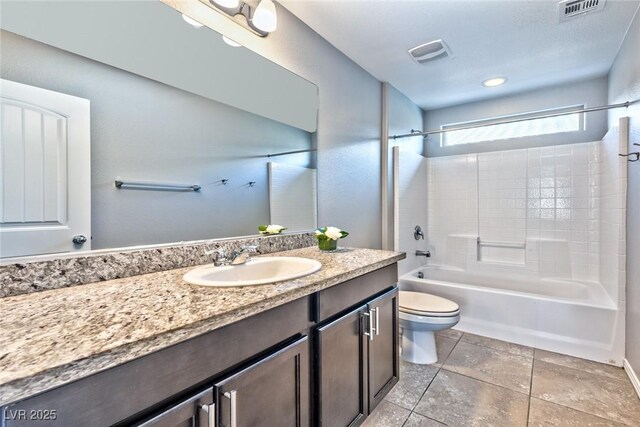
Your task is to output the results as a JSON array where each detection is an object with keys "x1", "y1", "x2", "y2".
[{"x1": 399, "y1": 291, "x2": 459, "y2": 317}]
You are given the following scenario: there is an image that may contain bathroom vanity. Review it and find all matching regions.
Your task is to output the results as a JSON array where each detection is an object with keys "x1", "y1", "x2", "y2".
[{"x1": 0, "y1": 246, "x2": 404, "y2": 427}]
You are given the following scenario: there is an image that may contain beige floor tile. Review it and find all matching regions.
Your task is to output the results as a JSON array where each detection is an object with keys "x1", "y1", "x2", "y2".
[
  {"x1": 402, "y1": 412, "x2": 445, "y2": 426},
  {"x1": 534, "y1": 349, "x2": 628, "y2": 381},
  {"x1": 362, "y1": 400, "x2": 411, "y2": 427},
  {"x1": 433, "y1": 335, "x2": 458, "y2": 367},
  {"x1": 386, "y1": 360, "x2": 439, "y2": 410},
  {"x1": 443, "y1": 341, "x2": 533, "y2": 394},
  {"x1": 462, "y1": 332, "x2": 534, "y2": 359},
  {"x1": 531, "y1": 360, "x2": 640, "y2": 426},
  {"x1": 528, "y1": 397, "x2": 627, "y2": 426},
  {"x1": 435, "y1": 328, "x2": 463, "y2": 341},
  {"x1": 414, "y1": 370, "x2": 529, "y2": 426}
]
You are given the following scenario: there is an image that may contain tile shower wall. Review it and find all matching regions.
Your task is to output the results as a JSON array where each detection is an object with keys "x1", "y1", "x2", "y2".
[
  {"x1": 426, "y1": 154, "x2": 478, "y2": 268},
  {"x1": 525, "y1": 143, "x2": 600, "y2": 281},
  {"x1": 268, "y1": 162, "x2": 318, "y2": 231},
  {"x1": 397, "y1": 134, "x2": 626, "y2": 303},
  {"x1": 478, "y1": 150, "x2": 528, "y2": 264},
  {"x1": 599, "y1": 119, "x2": 628, "y2": 306},
  {"x1": 395, "y1": 148, "x2": 429, "y2": 275}
]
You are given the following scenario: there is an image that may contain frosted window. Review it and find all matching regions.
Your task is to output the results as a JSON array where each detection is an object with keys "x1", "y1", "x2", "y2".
[{"x1": 441, "y1": 105, "x2": 584, "y2": 147}]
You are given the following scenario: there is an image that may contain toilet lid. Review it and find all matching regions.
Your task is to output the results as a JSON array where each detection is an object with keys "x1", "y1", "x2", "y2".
[{"x1": 399, "y1": 291, "x2": 459, "y2": 315}]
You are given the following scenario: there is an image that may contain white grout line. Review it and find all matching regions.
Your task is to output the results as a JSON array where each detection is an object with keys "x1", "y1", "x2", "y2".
[{"x1": 623, "y1": 359, "x2": 640, "y2": 399}]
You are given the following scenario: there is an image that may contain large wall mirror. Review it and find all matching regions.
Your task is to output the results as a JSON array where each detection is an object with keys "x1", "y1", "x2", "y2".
[{"x1": 0, "y1": 1, "x2": 319, "y2": 259}]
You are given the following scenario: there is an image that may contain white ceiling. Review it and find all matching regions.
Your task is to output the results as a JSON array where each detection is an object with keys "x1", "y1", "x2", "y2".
[{"x1": 279, "y1": 0, "x2": 640, "y2": 110}]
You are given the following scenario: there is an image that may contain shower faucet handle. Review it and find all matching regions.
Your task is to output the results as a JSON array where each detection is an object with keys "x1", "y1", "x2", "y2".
[{"x1": 414, "y1": 225, "x2": 425, "y2": 240}]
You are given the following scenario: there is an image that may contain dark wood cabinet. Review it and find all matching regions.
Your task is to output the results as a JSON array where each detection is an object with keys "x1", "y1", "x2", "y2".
[
  {"x1": 135, "y1": 337, "x2": 308, "y2": 427},
  {"x1": 367, "y1": 288, "x2": 399, "y2": 412},
  {"x1": 316, "y1": 305, "x2": 368, "y2": 427},
  {"x1": 315, "y1": 287, "x2": 399, "y2": 426},
  {"x1": 2, "y1": 264, "x2": 399, "y2": 427},
  {"x1": 135, "y1": 388, "x2": 213, "y2": 427},
  {"x1": 214, "y1": 337, "x2": 309, "y2": 427}
]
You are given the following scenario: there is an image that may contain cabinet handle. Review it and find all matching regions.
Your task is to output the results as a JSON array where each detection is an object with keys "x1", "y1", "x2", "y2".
[
  {"x1": 375, "y1": 307, "x2": 380, "y2": 336},
  {"x1": 224, "y1": 390, "x2": 237, "y2": 427},
  {"x1": 200, "y1": 403, "x2": 216, "y2": 427},
  {"x1": 363, "y1": 310, "x2": 375, "y2": 341}
]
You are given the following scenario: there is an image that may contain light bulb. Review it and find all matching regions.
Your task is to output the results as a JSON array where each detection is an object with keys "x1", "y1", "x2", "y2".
[
  {"x1": 482, "y1": 77, "x2": 508, "y2": 87},
  {"x1": 222, "y1": 36, "x2": 242, "y2": 47},
  {"x1": 252, "y1": 0, "x2": 277, "y2": 33},
  {"x1": 182, "y1": 14, "x2": 204, "y2": 28},
  {"x1": 211, "y1": 0, "x2": 240, "y2": 8}
]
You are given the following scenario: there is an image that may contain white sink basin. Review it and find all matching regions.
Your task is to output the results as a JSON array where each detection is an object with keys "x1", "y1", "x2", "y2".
[{"x1": 183, "y1": 256, "x2": 322, "y2": 287}]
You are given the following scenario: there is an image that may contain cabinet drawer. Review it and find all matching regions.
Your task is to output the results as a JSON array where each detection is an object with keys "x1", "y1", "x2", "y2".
[
  {"x1": 2, "y1": 297, "x2": 309, "y2": 427},
  {"x1": 313, "y1": 264, "x2": 397, "y2": 322},
  {"x1": 134, "y1": 388, "x2": 213, "y2": 427}
]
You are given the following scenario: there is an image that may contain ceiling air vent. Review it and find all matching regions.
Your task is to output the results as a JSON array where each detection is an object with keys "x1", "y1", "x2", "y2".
[
  {"x1": 559, "y1": 0, "x2": 606, "y2": 22},
  {"x1": 408, "y1": 39, "x2": 451, "y2": 65}
]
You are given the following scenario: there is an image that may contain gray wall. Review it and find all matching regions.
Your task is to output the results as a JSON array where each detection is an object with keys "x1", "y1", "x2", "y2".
[
  {"x1": 385, "y1": 83, "x2": 424, "y2": 249},
  {"x1": 608, "y1": 6, "x2": 640, "y2": 374},
  {"x1": 1, "y1": 31, "x2": 312, "y2": 249},
  {"x1": 424, "y1": 76, "x2": 609, "y2": 157},
  {"x1": 172, "y1": 2, "x2": 385, "y2": 249}
]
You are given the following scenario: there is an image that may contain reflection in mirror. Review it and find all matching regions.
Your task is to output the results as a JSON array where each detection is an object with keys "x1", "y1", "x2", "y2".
[{"x1": 0, "y1": 1, "x2": 319, "y2": 259}]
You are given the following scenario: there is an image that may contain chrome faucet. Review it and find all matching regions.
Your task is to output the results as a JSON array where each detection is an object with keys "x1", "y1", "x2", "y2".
[
  {"x1": 414, "y1": 225, "x2": 425, "y2": 240},
  {"x1": 206, "y1": 245, "x2": 260, "y2": 266},
  {"x1": 415, "y1": 250, "x2": 431, "y2": 258}
]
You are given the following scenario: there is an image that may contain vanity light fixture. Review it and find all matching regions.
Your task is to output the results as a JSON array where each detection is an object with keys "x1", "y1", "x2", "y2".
[
  {"x1": 207, "y1": 0, "x2": 277, "y2": 37},
  {"x1": 222, "y1": 35, "x2": 242, "y2": 47},
  {"x1": 482, "y1": 76, "x2": 508, "y2": 87},
  {"x1": 181, "y1": 14, "x2": 204, "y2": 28},
  {"x1": 212, "y1": 0, "x2": 240, "y2": 7}
]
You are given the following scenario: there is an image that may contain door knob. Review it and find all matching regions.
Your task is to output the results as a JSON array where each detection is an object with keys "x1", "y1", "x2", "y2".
[{"x1": 72, "y1": 235, "x2": 87, "y2": 245}]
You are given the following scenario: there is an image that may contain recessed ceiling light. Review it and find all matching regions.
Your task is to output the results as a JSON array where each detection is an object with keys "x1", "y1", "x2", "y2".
[
  {"x1": 182, "y1": 14, "x2": 204, "y2": 28},
  {"x1": 222, "y1": 36, "x2": 242, "y2": 47},
  {"x1": 482, "y1": 77, "x2": 508, "y2": 87}
]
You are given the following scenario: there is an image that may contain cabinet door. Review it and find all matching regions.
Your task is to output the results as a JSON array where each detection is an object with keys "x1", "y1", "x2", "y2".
[
  {"x1": 214, "y1": 336, "x2": 309, "y2": 427},
  {"x1": 367, "y1": 287, "x2": 399, "y2": 412},
  {"x1": 316, "y1": 305, "x2": 368, "y2": 427},
  {"x1": 134, "y1": 388, "x2": 214, "y2": 427}
]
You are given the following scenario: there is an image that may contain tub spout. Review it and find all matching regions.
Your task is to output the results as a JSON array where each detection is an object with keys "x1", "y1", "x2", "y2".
[{"x1": 416, "y1": 250, "x2": 431, "y2": 258}]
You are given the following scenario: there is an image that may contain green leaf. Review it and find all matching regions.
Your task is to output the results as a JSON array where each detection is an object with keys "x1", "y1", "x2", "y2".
[
  {"x1": 258, "y1": 225, "x2": 268, "y2": 231},
  {"x1": 340, "y1": 231, "x2": 349, "y2": 238}
]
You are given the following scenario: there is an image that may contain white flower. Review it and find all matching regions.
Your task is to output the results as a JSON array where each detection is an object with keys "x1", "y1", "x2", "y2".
[
  {"x1": 325, "y1": 226, "x2": 343, "y2": 240},
  {"x1": 315, "y1": 230, "x2": 324, "y2": 236},
  {"x1": 266, "y1": 224, "x2": 285, "y2": 234}
]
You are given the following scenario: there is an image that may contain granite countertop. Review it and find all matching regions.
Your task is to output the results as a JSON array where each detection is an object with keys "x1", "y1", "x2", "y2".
[{"x1": 0, "y1": 246, "x2": 405, "y2": 406}]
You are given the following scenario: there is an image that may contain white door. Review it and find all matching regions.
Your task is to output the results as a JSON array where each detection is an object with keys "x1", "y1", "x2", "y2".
[{"x1": 0, "y1": 79, "x2": 90, "y2": 258}]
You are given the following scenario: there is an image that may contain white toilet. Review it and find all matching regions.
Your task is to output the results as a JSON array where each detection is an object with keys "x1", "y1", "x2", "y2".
[{"x1": 399, "y1": 291, "x2": 460, "y2": 364}]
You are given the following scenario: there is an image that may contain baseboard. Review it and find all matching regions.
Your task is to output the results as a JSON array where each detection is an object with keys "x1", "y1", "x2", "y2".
[{"x1": 623, "y1": 359, "x2": 640, "y2": 399}]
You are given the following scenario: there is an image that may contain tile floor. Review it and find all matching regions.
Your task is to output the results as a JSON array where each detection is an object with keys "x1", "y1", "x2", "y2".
[{"x1": 363, "y1": 330, "x2": 640, "y2": 427}]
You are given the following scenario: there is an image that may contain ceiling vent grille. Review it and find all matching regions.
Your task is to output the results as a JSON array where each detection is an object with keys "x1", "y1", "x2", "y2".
[
  {"x1": 408, "y1": 39, "x2": 451, "y2": 65},
  {"x1": 559, "y1": 0, "x2": 606, "y2": 22}
]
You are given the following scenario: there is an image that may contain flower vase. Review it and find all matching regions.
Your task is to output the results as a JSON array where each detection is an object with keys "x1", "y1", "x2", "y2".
[{"x1": 318, "y1": 238, "x2": 338, "y2": 251}]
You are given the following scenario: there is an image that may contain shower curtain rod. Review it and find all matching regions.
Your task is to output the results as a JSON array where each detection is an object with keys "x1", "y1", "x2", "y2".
[{"x1": 390, "y1": 101, "x2": 633, "y2": 140}]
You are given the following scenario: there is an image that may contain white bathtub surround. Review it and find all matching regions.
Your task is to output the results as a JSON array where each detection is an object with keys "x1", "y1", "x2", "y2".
[
  {"x1": 401, "y1": 265, "x2": 619, "y2": 364},
  {"x1": 394, "y1": 118, "x2": 628, "y2": 364}
]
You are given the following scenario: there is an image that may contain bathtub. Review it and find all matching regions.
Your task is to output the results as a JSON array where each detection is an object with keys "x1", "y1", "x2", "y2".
[{"x1": 400, "y1": 265, "x2": 624, "y2": 365}]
